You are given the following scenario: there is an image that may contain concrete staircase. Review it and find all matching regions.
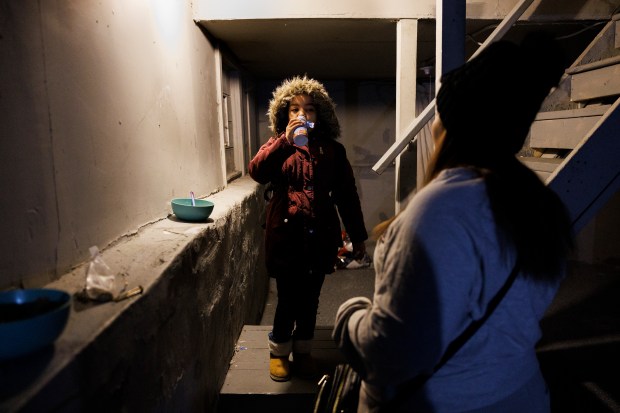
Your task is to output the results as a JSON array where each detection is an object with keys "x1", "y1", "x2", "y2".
[
  {"x1": 217, "y1": 267, "x2": 376, "y2": 413},
  {"x1": 217, "y1": 326, "x2": 344, "y2": 413}
]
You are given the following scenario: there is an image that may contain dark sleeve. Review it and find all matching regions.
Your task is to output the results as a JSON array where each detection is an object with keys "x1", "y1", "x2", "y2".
[
  {"x1": 331, "y1": 143, "x2": 368, "y2": 243},
  {"x1": 248, "y1": 134, "x2": 295, "y2": 184}
]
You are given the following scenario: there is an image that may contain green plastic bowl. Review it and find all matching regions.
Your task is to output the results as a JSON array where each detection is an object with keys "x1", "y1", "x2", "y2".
[
  {"x1": 0, "y1": 288, "x2": 71, "y2": 361},
  {"x1": 171, "y1": 198, "x2": 214, "y2": 222}
]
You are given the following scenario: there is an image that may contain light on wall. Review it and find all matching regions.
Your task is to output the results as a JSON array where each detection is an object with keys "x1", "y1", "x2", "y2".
[{"x1": 151, "y1": 0, "x2": 183, "y2": 48}]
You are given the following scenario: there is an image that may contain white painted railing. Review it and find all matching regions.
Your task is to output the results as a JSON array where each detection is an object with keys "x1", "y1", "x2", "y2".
[{"x1": 372, "y1": 0, "x2": 537, "y2": 175}]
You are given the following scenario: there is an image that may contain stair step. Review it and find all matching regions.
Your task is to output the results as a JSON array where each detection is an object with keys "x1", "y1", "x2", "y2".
[
  {"x1": 570, "y1": 56, "x2": 620, "y2": 102},
  {"x1": 566, "y1": 55, "x2": 620, "y2": 76},
  {"x1": 218, "y1": 325, "x2": 345, "y2": 413},
  {"x1": 530, "y1": 105, "x2": 610, "y2": 149},
  {"x1": 519, "y1": 157, "x2": 563, "y2": 181},
  {"x1": 520, "y1": 157, "x2": 563, "y2": 172}
]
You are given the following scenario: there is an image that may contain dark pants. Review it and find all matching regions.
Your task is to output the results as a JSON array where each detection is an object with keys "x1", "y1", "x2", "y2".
[{"x1": 271, "y1": 271, "x2": 326, "y2": 343}]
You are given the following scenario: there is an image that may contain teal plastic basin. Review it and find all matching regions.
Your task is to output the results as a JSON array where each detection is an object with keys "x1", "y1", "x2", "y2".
[
  {"x1": 171, "y1": 198, "x2": 214, "y2": 222},
  {"x1": 0, "y1": 288, "x2": 71, "y2": 361}
]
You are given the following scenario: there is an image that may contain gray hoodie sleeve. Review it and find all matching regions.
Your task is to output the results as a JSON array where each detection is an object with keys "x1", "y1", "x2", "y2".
[{"x1": 332, "y1": 297, "x2": 372, "y2": 376}]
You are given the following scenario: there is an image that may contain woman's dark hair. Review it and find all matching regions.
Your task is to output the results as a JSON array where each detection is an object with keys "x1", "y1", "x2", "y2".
[{"x1": 429, "y1": 32, "x2": 573, "y2": 279}]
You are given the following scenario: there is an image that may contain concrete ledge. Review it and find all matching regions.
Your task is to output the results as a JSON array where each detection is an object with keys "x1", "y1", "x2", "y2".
[{"x1": 0, "y1": 176, "x2": 269, "y2": 413}]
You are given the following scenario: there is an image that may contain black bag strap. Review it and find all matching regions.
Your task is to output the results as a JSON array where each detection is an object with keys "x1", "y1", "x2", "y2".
[{"x1": 388, "y1": 261, "x2": 522, "y2": 407}]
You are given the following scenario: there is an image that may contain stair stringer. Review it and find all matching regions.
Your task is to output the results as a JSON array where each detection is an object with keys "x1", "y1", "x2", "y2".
[{"x1": 547, "y1": 98, "x2": 620, "y2": 234}]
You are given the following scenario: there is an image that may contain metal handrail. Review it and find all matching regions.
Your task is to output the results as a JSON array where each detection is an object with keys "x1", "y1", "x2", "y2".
[{"x1": 372, "y1": 0, "x2": 537, "y2": 175}]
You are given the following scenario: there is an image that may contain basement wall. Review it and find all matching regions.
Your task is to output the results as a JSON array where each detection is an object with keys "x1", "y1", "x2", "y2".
[
  {"x1": 1, "y1": 2, "x2": 270, "y2": 411},
  {"x1": 0, "y1": 0, "x2": 224, "y2": 290}
]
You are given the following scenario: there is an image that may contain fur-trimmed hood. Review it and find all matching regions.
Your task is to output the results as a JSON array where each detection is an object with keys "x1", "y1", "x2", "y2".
[{"x1": 267, "y1": 75, "x2": 340, "y2": 139}]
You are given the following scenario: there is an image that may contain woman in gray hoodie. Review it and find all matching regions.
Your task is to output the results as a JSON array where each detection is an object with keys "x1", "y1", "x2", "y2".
[{"x1": 333, "y1": 34, "x2": 573, "y2": 412}]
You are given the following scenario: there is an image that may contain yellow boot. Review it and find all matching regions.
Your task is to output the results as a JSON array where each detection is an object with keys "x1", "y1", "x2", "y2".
[
  {"x1": 269, "y1": 354, "x2": 291, "y2": 382},
  {"x1": 269, "y1": 338, "x2": 292, "y2": 382}
]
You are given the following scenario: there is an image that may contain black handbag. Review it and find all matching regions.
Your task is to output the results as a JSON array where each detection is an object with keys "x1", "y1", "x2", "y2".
[{"x1": 314, "y1": 262, "x2": 521, "y2": 413}]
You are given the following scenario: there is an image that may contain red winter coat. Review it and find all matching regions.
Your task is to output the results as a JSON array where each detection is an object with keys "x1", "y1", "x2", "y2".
[{"x1": 249, "y1": 133, "x2": 367, "y2": 276}]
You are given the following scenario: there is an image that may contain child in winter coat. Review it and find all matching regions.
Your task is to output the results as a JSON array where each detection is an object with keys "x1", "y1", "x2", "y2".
[{"x1": 249, "y1": 75, "x2": 368, "y2": 382}]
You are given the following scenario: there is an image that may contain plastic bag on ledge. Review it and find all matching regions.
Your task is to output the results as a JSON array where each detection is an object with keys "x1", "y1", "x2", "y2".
[{"x1": 85, "y1": 246, "x2": 123, "y2": 302}]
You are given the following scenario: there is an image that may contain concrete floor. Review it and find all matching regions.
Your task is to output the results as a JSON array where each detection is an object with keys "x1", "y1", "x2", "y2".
[
  {"x1": 221, "y1": 263, "x2": 376, "y2": 413},
  {"x1": 260, "y1": 257, "x2": 620, "y2": 349},
  {"x1": 255, "y1": 257, "x2": 620, "y2": 412}
]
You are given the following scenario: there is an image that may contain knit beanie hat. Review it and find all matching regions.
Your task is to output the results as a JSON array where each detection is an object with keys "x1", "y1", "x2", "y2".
[{"x1": 436, "y1": 32, "x2": 565, "y2": 155}]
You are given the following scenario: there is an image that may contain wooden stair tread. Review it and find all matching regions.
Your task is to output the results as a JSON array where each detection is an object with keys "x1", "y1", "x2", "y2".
[
  {"x1": 535, "y1": 105, "x2": 610, "y2": 120},
  {"x1": 519, "y1": 157, "x2": 563, "y2": 173},
  {"x1": 530, "y1": 106, "x2": 607, "y2": 149},
  {"x1": 571, "y1": 64, "x2": 620, "y2": 102},
  {"x1": 218, "y1": 325, "x2": 345, "y2": 413}
]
